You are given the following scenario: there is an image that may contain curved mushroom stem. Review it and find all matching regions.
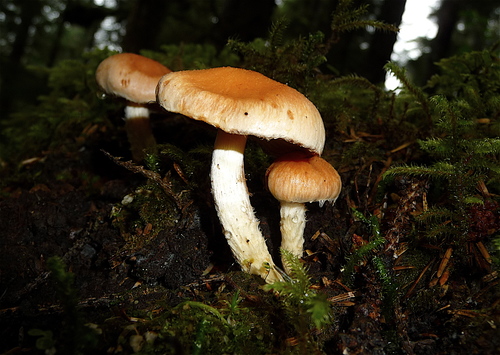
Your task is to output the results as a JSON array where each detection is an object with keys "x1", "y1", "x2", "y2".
[
  {"x1": 279, "y1": 201, "x2": 307, "y2": 274},
  {"x1": 211, "y1": 130, "x2": 281, "y2": 283},
  {"x1": 124, "y1": 105, "x2": 157, "y2": 161}
]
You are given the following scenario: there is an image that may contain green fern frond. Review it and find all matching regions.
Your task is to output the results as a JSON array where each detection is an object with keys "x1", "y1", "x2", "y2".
[
  {"x1": 332, "y1": 1, "x2": 369, "y2": 25},
  {"x1": 430, "y1": 95, "x2": 461, "y2": 130},
  {"x1": 385, "y1": 62, "x2": 432, "y2": 124},
  {"x1": 428, "y1": 50, "x2": 500, "y2": 118},
  {"x1": 417, "y1": 138, "x2": 454, "y2": 156},
  {"x1": 264, "y1": 249, "x2": 311, "y2": 297},
  {"x1": 372, "y1": 256, "x2": 397, "y2": 310},
  {"x1": 344, "y1": 211, "x2": 398, "y2": 320},
  {"x1": 424, "y1": 223, "x2": 461, "y2": 240},
  {"x1": 429, "y1": 161, "x2": 456, "y2": 173},
  {"x1": 383, "y1": 164, "x2": 454, "y2": 180},
  {"x1": 415, "y1": 207, "x2": 475, "y2": 240},
  {"x1": 307, "y1": 293, "x2": 331, "y2": 330},
  {"x1": 228, "y1": 22, "x2": 326, "y2": 90},
  {"x1": 417, "y1": 137, "x2": 500, "y2": 177},
  {"x1": 351, "y1": 208, "x2": 383, "y2": 241},
  {"x1": 481, "y1": 161, "x2": 500, "y2": 176},
  {"x1": 268, "y1": 18, "x2": 288, "y2": 49},
  {"x1": 264, "y1": 249, "x2": 332, "y2": 330},
  {"x1": 343, "y1": 209, "x2": 386, "y2": 285},
  {"x1": 329, "y1": 0, "x2": 398, "y2": 46},
  {"x1": 415, "y1": 207, "x2": 455, "y2": 223},
  {"x1": 465, "y1": 138, "x2": 500, "y2": 155},
  {"x1": 330, "y1": 74, "x2": 383, "y2": 92},
  {"x1": 281, "y1": 249, "x2": 312, "y2": 286},
  {"x1": 226, "y1": 38, "x2": 260, "y2": 62},
  {"x1": 335, "y1": 19, "x2": 398, "y2": 34}
]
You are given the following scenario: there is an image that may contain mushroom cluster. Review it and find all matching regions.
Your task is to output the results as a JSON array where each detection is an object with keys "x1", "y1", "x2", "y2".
[
  {"x1": 156, "y1": 67, "x2": 341, "y2": 282},
  {"x1": 95, "y1": 55, "x2": 342, "y2": 283}
]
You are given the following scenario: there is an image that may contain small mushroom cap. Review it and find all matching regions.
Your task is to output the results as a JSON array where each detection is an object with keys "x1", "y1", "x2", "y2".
[
  {"x1": 156, "y1": 67, "x2": 325, "y2": 155},
  {"x1": 96, "y1": 53, "x2": 172, "y2": 104},
  {"x1": 266, "y1": 152, "x2": 341, "y2": 204}
]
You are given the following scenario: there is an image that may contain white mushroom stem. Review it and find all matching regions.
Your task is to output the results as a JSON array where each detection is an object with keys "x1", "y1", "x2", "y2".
[
  {"x1": 279, "y1": 201, "x2": 307, "y2": 274},
  {"x1": 124, "y1": 105, "x2": 157, "y2": 161},
  {"x1": 211, "y1": 130, "x2": 281, "y2": 283}
]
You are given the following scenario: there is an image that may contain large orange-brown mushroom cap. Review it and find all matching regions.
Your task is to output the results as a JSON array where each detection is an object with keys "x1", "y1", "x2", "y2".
[{"x1": 156, "y1": 67, "x2": 325, "y2": 155}]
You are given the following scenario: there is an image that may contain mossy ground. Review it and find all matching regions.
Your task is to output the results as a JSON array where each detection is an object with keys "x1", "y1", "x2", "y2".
[
  {"x1": 0, "y1": 26, "x2": 499, "y2": 353},
  {"x1": 0, "y1": 101, "x2": 498, "y2": 354}
]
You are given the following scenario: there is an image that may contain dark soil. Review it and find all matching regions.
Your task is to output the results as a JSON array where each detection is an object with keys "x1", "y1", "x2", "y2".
[{"x1": 0, "y1": 117, "x2": 499, "y2": 354}]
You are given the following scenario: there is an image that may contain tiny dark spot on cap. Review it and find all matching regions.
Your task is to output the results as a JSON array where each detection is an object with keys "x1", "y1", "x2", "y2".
[
  {"x1": 244, "y1": 112, "x2": 248, "y2": 115},
  {"x1": 287, "y1": 109, "x2": 294, "y2": 120}
]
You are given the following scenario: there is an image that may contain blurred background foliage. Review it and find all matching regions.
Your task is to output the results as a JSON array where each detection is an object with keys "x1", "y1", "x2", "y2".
[
  {"x1": 0, "y1": 0, "x2": 499, "y2": 197},
  {"x1": 1, "y1": 0, "x2": 499, "y2": 118}
]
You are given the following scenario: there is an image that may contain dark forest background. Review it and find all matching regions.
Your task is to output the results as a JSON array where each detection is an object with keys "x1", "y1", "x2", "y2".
[
  {"x1": 1, "y1": 1, "x2": 500, "y2": 353},
  {"x1": 1, "y1": 0, "x2": 499, "y2": 119}
]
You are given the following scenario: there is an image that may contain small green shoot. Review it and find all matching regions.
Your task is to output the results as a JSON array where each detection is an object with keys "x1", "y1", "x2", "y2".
[{"x1": 264, "y1": 249, "x2": 331, "y2": 352}]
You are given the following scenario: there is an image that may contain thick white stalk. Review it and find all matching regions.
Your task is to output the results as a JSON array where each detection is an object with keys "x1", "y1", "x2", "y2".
[
  {"x1": 279, "y1": 201, "x2": 307, "y2": 274},
  {"x1": 211, "y1": 130, "x2": 281, "y2": 283}
]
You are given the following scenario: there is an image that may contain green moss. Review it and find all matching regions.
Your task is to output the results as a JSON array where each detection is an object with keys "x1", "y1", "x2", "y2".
[
  {"x1": 343, "y1": 209, "x2": 386, "y2": 284},
  {"x1": 264, "y1": 250, "x2": 332, "y2": 353},
  {"x1": 384, "y1": 50, "x2": 500, "y2": 243}
]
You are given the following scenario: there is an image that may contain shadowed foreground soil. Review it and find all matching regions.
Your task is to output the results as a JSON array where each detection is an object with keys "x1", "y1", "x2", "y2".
[{"x1": 1, "y1": 118, "x2": 499, "y2": 354}]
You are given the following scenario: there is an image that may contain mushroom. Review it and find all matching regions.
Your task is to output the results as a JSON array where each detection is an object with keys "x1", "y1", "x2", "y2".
[
  {"x1": 156, "y1": 67, "x2": 325, "y2": 282},
  {"x1": 266, "y1": 151, "x2": 341, "y2": 273},
  {"x1": 96, "y1": 53, "x2": 172, "y2": 161}
]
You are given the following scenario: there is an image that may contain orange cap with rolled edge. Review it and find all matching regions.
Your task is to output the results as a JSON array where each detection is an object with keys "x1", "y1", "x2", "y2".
[
  {"x1": 266, "y1": 152, "x2": 341, "y2": 204},
  {"x1": 156, "y1": 67, "x2": 325, "y2": 155}
]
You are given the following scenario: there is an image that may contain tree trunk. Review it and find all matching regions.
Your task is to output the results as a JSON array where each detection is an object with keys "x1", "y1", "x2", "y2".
[
  {"x1": 9, "y1": 0, "x2": 42, "y2": 63},
  {"x1": 1, "y1": 0, "x2": 42, "y2": 116},
  {"x1": 362, "y1": 0, "x2": 407, "y2": 84},
  {"x1": 425, "y1": 0, "x2": 462, "y2": 79},
  {"x1": 212, "y1": 0, "x2": 276, "y2": 49},
  {"x1": 121, "y1": 0, "x2": 170, "y2": 52}
]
